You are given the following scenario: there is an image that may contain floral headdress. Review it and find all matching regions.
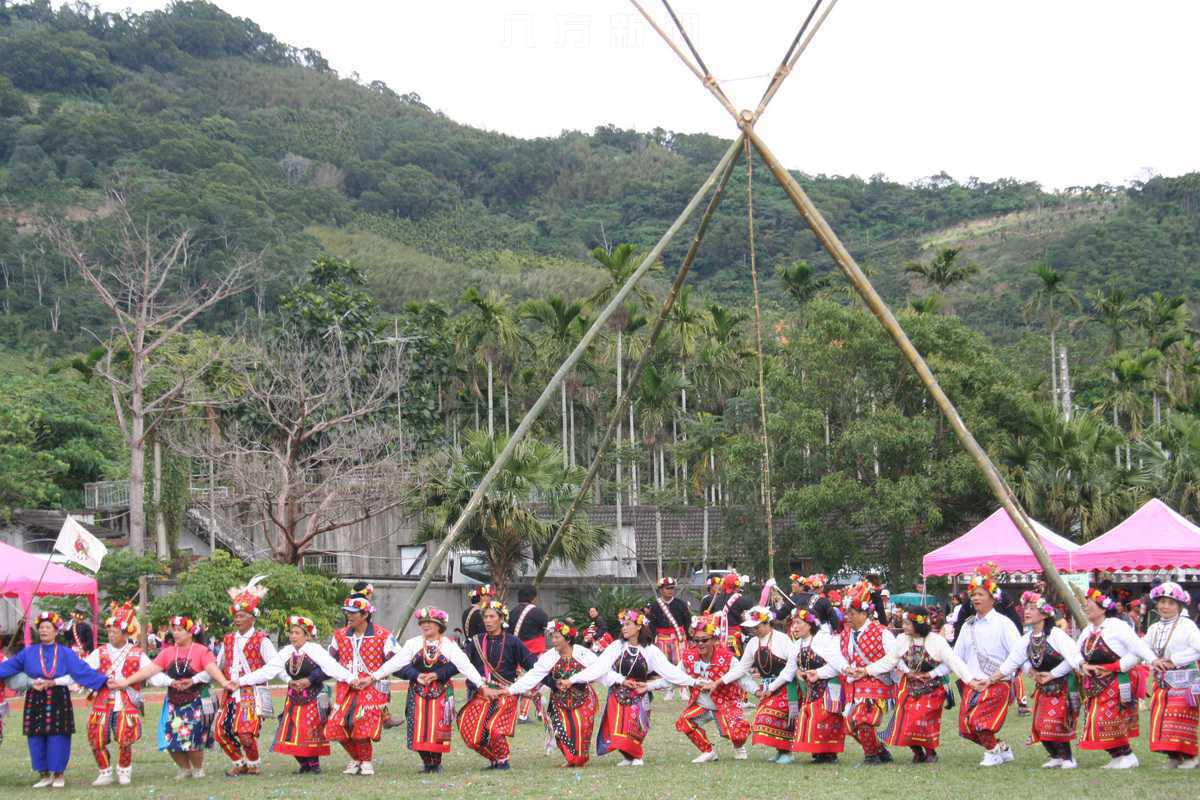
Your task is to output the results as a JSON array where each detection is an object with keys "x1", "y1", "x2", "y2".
[
  {"x1": 804, "y1": 573, "x2": 829, "y2": 590},
  {"x1": 288, "y1": 615, "x2": 317, "y2": 637},
  {"x1": 550, "y1": 620, "x2": 579, "y2": 641},
  {"x1": 657, "y1": 576, "x2": 677, "y2": 590},
  {"x1": 967, "y1": 563, "x2": 1002, "y2": 598},
  {"x1": 1021, "y1": 591, "x2": 1056, "y2": 619},
  {"x1": 35, "y1": 610, "x2": 63, "y2": 631},
  {"x1": 468, "y1": 584, "x2": 496, "y2": 603},
  {"x1": 617, "y1": 609, "x2": 648, "y2": 627},
  {"x1": 105, "y1": 601, "x2": 139, "y2": 635},
  {"x1": 169, "y1": 615, "x2": 202, "y2": 635},
  {"x1": 1150, "y1": 581, "x2": 1191, "y2": 606},
  {"x1": 342, "y1": 595, "x2": 374, "y2": 616},
  {"x1": 690, "y1": 613, "x2": 720, "y2": 637},
  {"x1": 741, "y1": 605, "x2": 774, "y2": 629},
  {"x1": 788, "y1": 573, "x2": 804, "y2": 585},
  {"x1": 790, "y1": 606, "x2": 817, "y2": 626},
  {"x1": 352, "y1": 581, "x2": 374, "y2": 599},
  {"x1": 903, "y1": 608, "x2": 931, "y2": 626},
  {"x1": 1085, "y1": 588, "x2": 1115, "y2": 610},
  {"x1": 414, "y1": 607, "x2": 449, "y2": 630},
  {"x1": 721, "y1": 573, "x2": 742, "y2": 593},
  {"x1": 842, "y1": 580, "x2": 875, "y2": 613},
  {"x1": 706, "y1": 575, "x2": 723, "y2": 588},
  {"x1": 480, "y1": 600, "x2": 509, "y2": 621},
  {"x1": 228, "y1": 575, "x2": 268, "y2": 618}
]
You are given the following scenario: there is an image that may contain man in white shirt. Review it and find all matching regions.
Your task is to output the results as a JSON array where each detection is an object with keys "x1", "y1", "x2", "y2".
[
  {"x1": 214, "y1": 582, "x2": 277, "y2": 776},
  {"x1": 953, "y1": 569, "x2": 1023, "y2": 767}
]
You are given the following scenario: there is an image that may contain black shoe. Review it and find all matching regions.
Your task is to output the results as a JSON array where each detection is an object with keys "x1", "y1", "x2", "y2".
[
  {"x1": 482, "y1": 763, "x2": 496, "y2": 771},
  {"x1": 862, "y1": 755, "x2": 882, "y2": 765},
  {"x1": 923, "y1": 750, "x2": 938, "y2": 764},
  {"x1": 428, "y1": 765, "x2": 443, "y2": 774},
  {"x1": 494, "y1": 761, "x2": 511, "y2": 771},
  {"x1": 878, "y1": 749, "x2": 894, "y2": 764},
  {"x1": 911, "y1": 749, "x2": 926, "y2": 764}
]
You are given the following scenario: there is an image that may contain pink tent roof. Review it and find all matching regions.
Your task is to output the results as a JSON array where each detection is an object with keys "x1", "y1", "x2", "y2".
[
  {"x1": 923, "y1": 508, "x2": 1078, "y2": 576},
  {"x1": 0, "y1": 540, "x2": 99, "y2": 645},
  {"x1": 1072, "y1": 499, "x2": 1200, "y2": 571}
]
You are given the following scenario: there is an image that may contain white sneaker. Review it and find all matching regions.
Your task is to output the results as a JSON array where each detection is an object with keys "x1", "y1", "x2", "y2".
[
  {"x1": 92, "y1": 769, "x2": 114, "y2": 786},
  {"x1": 733, "y1": 746, "x2": 749, "y2": 761},
  {"x1": 51, "y1": 776, "x2": 65, "y2": 789},
  {"x1": 1111, "y1": 754, "x2": 1138, "y2": 769},
  {"x1": 33, "y1": 775, "x2": 53, "y2": 789},
  {"x1": 691, "y1": 750, "x2": 719, "y2": 764},
  {"x1": 117, "y1": 767, "x2": 132, "y2": 786},
  {"x1": 175, "y1": 768, "x2": 191, "y2": 782},
  {"x1": 343, "y1": 761, "x2": 361, "y2": 775},
  {"x1": 1060, "y1": 759, "x2": 1078, "y2": 770},
  {"x1": 616, "y1": 758, "x2": 632, "y2": 767},
  {"x1": 1179, "y1": 757, "x2": 1199, "y2": 770},
  {"x1": 998, "y1": 744, "x2": 1014, "y2": 763},
  {"x1": 191, "y1": 769, "x2": 205, "y2": 779},
  {"x1": 629, "y1": 758, "x2": 644, "y2": 766},
  {"x1": 1041, "y1": 758, "x2": 1063, "y2": 769},
  {"x1": 980, "y1": 749, "x2": 1004, "y2": 767},
  {"x1": 359, "y1": 761, "x2": 375, "y2": 776}
]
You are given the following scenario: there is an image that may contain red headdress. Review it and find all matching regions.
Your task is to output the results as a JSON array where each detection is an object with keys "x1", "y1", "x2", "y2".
[
  {"x1": 657, "y1": 576, "x2": 677, "y2": 590},
  {"x1": 804, "y1": 573, "x2": 829, "y2": 590},
  {"x1": 105, "y1": 601, "x2": 139, "y2": 635},
  {"x1": 228, "y1": 575, "x2": 268, "y2": 617},
  {"x1": 288, "y1": 615, "x2": 317, "y2": 637},
  {"x1": 721, "y1": 573, "x2": 742, "y2": 593},
  {"x1": 1086, "y1": 587, "x2": 1115, "y2": 611},
  {"x1": 842, "y1": 580, "x2": 875, "y2": 612},
  {"x1": 967, "y1": 563, "x2": 1001, "y2": 598}
]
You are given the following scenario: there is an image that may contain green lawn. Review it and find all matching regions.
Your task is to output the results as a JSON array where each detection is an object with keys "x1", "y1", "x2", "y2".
[{"x1": 0, "y1": 689, "x2": 1195, "y2": 799}]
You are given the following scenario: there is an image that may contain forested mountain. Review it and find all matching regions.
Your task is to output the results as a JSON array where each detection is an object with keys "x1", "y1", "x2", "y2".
[
  {"x1": 2, "y1": 1, "x2": 1197, "y2": 584},
  {"x1": 3, "y1": 0, "x2": 1196, "y2": 355}
]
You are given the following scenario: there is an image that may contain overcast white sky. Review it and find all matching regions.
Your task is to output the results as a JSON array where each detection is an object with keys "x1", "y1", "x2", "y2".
[{"x1": 95, "y1": 1, "x2": 1199, "y2": 189}]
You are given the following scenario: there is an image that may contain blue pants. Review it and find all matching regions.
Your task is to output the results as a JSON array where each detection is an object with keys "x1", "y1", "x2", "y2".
[{"x1": 29, "y1": 734, "x2": 72, "y2": 773}]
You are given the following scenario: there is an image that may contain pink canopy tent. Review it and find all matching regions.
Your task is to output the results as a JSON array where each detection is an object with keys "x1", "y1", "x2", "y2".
[
  {"x1": 1072, "y1": 499, "x2": 1200, "y2": 571},
  {"x1": 923, "y1": 507, "x2": 1078, "y2": 576},
  {"x1": 0, "y1": 540, "x2": 99, "y2": 646}
]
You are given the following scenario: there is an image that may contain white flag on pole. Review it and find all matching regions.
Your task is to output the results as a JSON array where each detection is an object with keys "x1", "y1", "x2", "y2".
[{"x1": 54, "y1": 515, "x2": 108, "y2": 573}]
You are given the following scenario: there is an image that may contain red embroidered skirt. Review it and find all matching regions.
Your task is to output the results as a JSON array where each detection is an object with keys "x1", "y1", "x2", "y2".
[
  {"x1": 751, "y1": 688, "x2": 794, "y2": 750},
  {"x1": 1029, "y1": 681, "x2": 1077, "y2": 743},
  {"x1": 1080, "y1": 674, "x2": 1138, "y2": 750},
  {"x1": 596, "y1": 687, "x2": 650, "y2": 759},
  {"x1": 86, "y1": 697, "x2": 142, "y2": 750},
  {"x1": 273, "y1": 698, "x2": 329, "y2": 757},
  {"x1": 457, "y1": 691, "x2": 518, "y2": 762},
  {"x1": 959, "y1": 681, "x2": 1011, "y2": 744},
  {"x1": 324, "y1": 684, "x2": 385, "y2": 743},
  {"x1": 654, "y1": 629, "x2": 684, "y2": 665},
  {"x1": 548, "y1": 686, "x2": 598, "y2": 766},
  {"x1": 407, "y1": 684, "x2": 455, "y2": 754},
  {"x1": 885, "y1": 675, "x2": 945, "y2": 749},
  {"x1": 791, "y1": 686, "x2": 844, "y2": 754},
  {"x1": 1149, "y1": 683, "x2": 1199, "y2": 757}
]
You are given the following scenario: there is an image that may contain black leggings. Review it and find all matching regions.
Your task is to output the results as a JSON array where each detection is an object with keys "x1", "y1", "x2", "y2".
[
  {"x1": 1106, "y1": 744, "x2": 1132, "y2": 758},
  {"x1": 419, "y1": 751, "x2": 443, "y2": 767},
  {"x1": 1041, "y1": 741, "x2": 1073, "y2": 761}
]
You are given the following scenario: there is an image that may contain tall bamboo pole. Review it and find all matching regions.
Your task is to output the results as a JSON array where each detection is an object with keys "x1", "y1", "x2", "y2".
[
  {"x1": 532, "y1": 136, "x2": 743, "y2": 586},
  {"x1": 743, "y1": 122, "x2": 1085, "y2": 626},
  {"x1": 394, "y1": 137, "x2": 744, "y2": 631}
]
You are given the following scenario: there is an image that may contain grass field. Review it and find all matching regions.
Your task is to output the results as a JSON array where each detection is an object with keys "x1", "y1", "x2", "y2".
[{"x1": 0, "y1": 689, "x2": 1196, "y2": 800}]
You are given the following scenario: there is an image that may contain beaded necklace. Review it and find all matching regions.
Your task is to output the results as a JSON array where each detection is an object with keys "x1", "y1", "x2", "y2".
[
  {"x1": 1150, "y1": 616, "x2": 1180, "y2": 658},
  {"x1": 38, "y1": 643, "x2": 59, "y2": 678}
]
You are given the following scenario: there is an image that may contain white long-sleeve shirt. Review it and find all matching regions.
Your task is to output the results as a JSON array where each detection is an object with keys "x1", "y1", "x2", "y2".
[
  {"x1": 368, "y1": 635, "x2": 486, "y2": 688},
  {"x1": 507, "y1": 645, "x2": 603, "y2": 694},
  {"x1": 788, "y1": 631, "x2": 848, "y2": 686},
  {"x1": 953, "y1": 609, "x2": 1023, "y2": 680},
  {"x1": 568, "y1": 640, "x2": 696, "y2": 688},
  {"x1": 997, "y1": 627, "x2": 1083, "y2": 679},
  {"x1": 223, "y1": 628, "x2": 279, "y2": 682},
  {"x1": 1144, "y1": 616, "x2": 1200, "y2": 668},
  {"x1": 888, "y1": 632, "x2": 974, "y2": 683},
  {"x1": 237, "y1": 641, "x2": 355, "y2": 686},
  {"x1": 1077, "y1": 618, "x2": 1158, "y2": 671},
  {"x1": 721, "y1": 630, "x2": 795, "y2": 691},
  {"x1": 58, "y1": 644, "x2": 174, "y2": 704}
]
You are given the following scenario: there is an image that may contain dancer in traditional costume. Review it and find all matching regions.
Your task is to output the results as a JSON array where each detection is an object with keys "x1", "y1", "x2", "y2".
[
  {"x1": 0, "y1": 611, "x2": 108, "y2": 789},
  {"x1": 72, "y1": 602, "x2": 160, "y2": 786},
  {"x1": 699, "y1": 576, "x2": 722, "y2": 614},
  {"x1": 369, "y1": 607, "x2": 486, "y2": 773},
  {"x1": 459, "y1": 601, "x2": 535, "y2": 770},
  {"x1": 839, "y1": 582, "x2": 897, "y2": 765},
  {"x1": 583, "y1": 607, "x2": 614, "y2": 653},
  {"x1": 671, "y1": 614, "x2": 750, "y2": 763},
  {"x1": 991, "y1": 592, "x2": 1084, "y2": 769},
  {"x1": 214, "y1": 577, "x2": 276, "y2": 776},
  {"x1": 1077, "y1": 587, "x2": 1158, "y2": 768},
  {"x1": 234, "y1": 615, "x2": 354, "y2": 774},
  {"x1": 793, "y1": 575, "x2": 837, "y2": 632},
  {"x1": 788, "y1": 607, "x2": 848, "y2": 762},
  {"x1": 953, "y1": 565, "x2": 1023, "y2": 766},
  {"x1": 712, "y1": 574, "x2": 751, "y2": 656},
  {"x1": 649, "y1": 577, "x2": 691, "y2": 701},
  {"x1": 461, "y1": 584, "x2": 495, "y2": 639},
  {"x1": 706, "y1": 605, "x2": 797, "y2": 762},
  {"x1": 322, "y1": 592, "x2": 396, "y2": 775},
  {"x1": 1143, "y1": 581, "x2": 1200, "y2": 768},
  {"x1": 883, "y1": 606, "x2": 973, "y2": 764},
  {"x1": 568, "y1": 608, "x2": 698, "y2": 766},
  {"x1": 60, "y1": 604, "x2": 94, "y2": 657},
  {"x1": 505, "y1": 619, "x2": 601, "y2": 767},
  {"x1": 512, "y1": 586, "x2": 550, "y2": 723},
  {"x1": 114, "y1": 615, "x2": 233, "y2": 780}
]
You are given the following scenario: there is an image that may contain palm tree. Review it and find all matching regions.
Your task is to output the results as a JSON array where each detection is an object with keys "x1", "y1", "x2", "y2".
[
  {"x1": 668, "y1": 287, "x2": 706, "y2": 500},
  {"x1": 1023, "y1": 265, "x2": 1080, "y2": 416},
  {"x1": 1138, "y1": 292, "x2": 1189, "y2": 425},
  {"x1": 1098, "y1": 350, "x2": 1159, "y2": 469},
  {"x1": 416, "y1": 430, "x2": 609, "y2": 600},
  {"x1": 457, "y1": 288, "x2": 522, "y2": 438},
  {"x1": 1086, "y1": 286, "x2": 1134, "y2": 355},
  {"x1": 908, "y1": 294, "x2": 946, "y2": 315},
  {"x1": 1134, "y1": 414, "x2": 1200, "y2": 517},
  {"x1": 778, "y1": 261, "x2": 831, "y2": 322},
  {"x1": 904, "y1": 247, "x2": 978, "y2": 312},
  {"x1": 520, "y1": 295, "x2": 586, "y2": 467},
  {"x1": 636, "y1": 364, "x2": 688, "y2": 493}
]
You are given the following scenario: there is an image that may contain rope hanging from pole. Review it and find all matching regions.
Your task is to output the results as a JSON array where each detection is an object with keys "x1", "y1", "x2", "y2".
[{"x1": 744, "y1": 136, "x2": 777, "y2": 579}]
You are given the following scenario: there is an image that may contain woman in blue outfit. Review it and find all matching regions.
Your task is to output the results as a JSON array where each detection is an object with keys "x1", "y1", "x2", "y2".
[{"x1": 0, "y1": 611, "x2": 109, "y2": 789}]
